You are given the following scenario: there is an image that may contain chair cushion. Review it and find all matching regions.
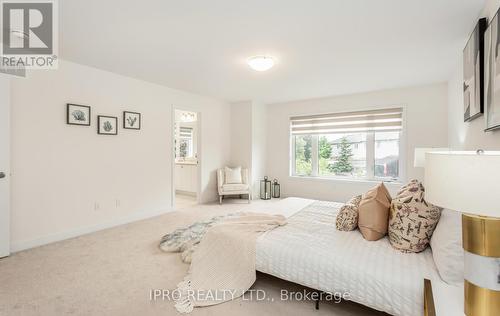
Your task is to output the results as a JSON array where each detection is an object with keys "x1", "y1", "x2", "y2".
[
  {"x1": 222, "y1": 183, "x2": 249, "y2": 192},
  {"x1": 225, "y1": 166, "x2": 242, "y2": 184}
]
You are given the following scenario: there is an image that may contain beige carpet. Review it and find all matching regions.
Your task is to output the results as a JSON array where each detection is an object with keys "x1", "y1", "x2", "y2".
[
  {"x1": 0, "y1": 200, "x2": 386, "y2": 316},
  {"x1": 174, "y1": 193, "x2": 198, "y2": 210}
]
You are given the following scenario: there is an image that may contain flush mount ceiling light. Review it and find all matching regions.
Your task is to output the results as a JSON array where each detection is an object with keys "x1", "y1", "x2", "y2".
[{"x1": 247, "y1": 56, "x2": 275, "y2": 71}]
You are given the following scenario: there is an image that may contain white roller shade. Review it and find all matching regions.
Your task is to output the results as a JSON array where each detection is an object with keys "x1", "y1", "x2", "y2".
[{"x1": 290, "y1": 108, "x2": 403, "y2": 135}]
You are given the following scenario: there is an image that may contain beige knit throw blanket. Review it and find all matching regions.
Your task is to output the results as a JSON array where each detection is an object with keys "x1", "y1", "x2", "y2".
[{"x1": 174, "y1": 213, "x2": 287, "y2": 313}]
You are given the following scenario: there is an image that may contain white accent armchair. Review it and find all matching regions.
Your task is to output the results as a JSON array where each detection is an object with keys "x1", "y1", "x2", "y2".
[{"x1": 217, "y1": 168, "x2": 251, "y2": 204}]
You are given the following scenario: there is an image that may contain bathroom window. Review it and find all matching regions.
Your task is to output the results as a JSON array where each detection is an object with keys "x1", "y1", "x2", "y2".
[{"x1": 178, "y1": 127, "x2": 193, "y2": 158}]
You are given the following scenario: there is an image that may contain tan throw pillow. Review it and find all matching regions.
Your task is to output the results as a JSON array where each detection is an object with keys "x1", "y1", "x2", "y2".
[
  {"x1": 336, "y1": 195, "x2": 362, "y2": 231},
  {"x1": 358, "y1": 183, "x2": 392, "y2": 241},
  {"x1": 388, "y1": 180, "x2": 442, "y2": 253}
]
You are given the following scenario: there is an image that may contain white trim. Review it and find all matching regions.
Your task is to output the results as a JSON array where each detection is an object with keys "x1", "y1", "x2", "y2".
[
  {"x1": 290, "y1": 133, "x2": 296, "y2": 176},
  {"x1": 289, "y1": 175, "x2": 402, "y2": 186},
  {"x1": 196, "y1": 112, "x2": 202, "y2": 203},
  {"x1": 366, "y1": 132, "x2": 375, "y2": 178},
  {"x1": 311, "y1": 135, "x2": 319, "y2": 176},
  {"x1": 10, "y1": 207, "x2": 174, "y2": 253},
  {"x1": 0, "y1": 76, "x2": 10, "y2": 258},
  {"x1": 398, "y1": 104, "x2": 408, "y2": 183},
  {"x1": 170, "y1": 105, "x2": 176, "y2": 209}
]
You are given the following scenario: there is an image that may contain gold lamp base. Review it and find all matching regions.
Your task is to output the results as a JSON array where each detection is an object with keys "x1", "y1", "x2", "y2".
[
  {"x1": 462, "y1": 214, "x2": 500, "y2": 316},
  {"x1": 465, "y1": 280, "x2": 500, "y2": 316}
]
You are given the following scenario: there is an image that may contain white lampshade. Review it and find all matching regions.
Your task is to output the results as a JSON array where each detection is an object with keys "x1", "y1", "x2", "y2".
[
  {"x1": 414, "y1": 147, "x2": 449, "y2": 167},
  {"x1": 425, "y1": 151, "x2": 500, "y2": 217}
]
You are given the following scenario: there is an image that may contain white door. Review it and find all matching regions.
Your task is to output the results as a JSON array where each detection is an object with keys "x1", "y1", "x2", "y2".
[{"x1": 0, "y1": 76, "x2": 11, "y2": 258}]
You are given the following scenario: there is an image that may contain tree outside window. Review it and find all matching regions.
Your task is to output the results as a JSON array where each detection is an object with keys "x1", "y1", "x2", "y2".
[
  {"x1": 331, "y1": 137, "x2": 354, "y2": 174},
  {"x1": 294, "y1": 135, "x2": 312, "y2": 175}
]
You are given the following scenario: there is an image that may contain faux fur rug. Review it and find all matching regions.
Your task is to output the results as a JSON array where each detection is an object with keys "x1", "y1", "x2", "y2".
[{"x1": 159, "y1": 213, "x2": 238, "y2": 263}]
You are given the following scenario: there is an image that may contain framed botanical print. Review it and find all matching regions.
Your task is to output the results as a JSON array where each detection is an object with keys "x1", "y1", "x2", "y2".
[
  {"x1": 463, "y1": 18, "x2": 487, "y2": 122},
  {"x1": 67, "y1": 104, "x2": 91, "y2": 126},
  {"x1": 484, "y1": 10, "x2": 500, "y2": 131},
  {"x1": 97, "y1": 116, "x2": 118, "y2": 135},
  {"x1": 123, "y1": 111, "x2": 141, "y2": 130}
]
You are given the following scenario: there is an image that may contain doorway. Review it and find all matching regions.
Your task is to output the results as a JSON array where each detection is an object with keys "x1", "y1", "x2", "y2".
[
  {"x1": 0, "y1": 76, "x2": 11, "y2": 258},
  {"x1": 172, "y1": 109, "x2": 200, "y2": 210}
]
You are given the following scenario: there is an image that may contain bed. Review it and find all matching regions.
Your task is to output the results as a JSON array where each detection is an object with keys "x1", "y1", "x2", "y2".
[{"x1": 255, "y1": 198, "x2": 444, "y2": 316}]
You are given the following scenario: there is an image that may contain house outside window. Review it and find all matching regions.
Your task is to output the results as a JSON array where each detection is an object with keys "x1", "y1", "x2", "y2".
[{"x1": 291, "y1": 107, "x2": 403, "y2": 182}]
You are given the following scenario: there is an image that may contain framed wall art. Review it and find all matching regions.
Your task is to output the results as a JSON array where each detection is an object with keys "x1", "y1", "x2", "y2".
[
  {"x1": 123, "y1": 111, "x2": 141, "y2": 130},
  {"x1": 97, "y1": 115, "x2": 118, "y2": 135},
  {"x1": 67, "y1": 103, "x2": 91, "y2": 126},
  {"x1": 484, "y1": 10, "x2": 500, "y2": 131},
  {"x1": 463, "y1": 18, "x2": 487, "y2": 122}
]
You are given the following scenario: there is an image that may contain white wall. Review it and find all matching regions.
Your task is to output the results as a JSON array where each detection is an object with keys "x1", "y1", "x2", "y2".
[
  {"x1": 10, "y1": 60, "x2": 230, "y2": 251},
  {"x1": 229, "y1": 101, "x2": 253, "y2": 169},
  {"x1": 448, "y1": 0, "x2": 500, "y2": 150},
  {"x1": 229, "y1": 100, "x2": 267, "y2": 198},
  {"x1": 251, "y1": 101, "x2": 267, "y2": 196},
  {"x1": 266, "y1": 83, "x2": 449, "y2": 202}
]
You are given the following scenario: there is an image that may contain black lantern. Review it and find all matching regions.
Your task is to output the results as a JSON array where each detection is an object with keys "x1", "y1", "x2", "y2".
[
  {"x1": 260, "y1": 176, "x2": 271, "y2": 200},
  {"x1": 272, "y1": 179, "x2": 280, "y2": 198}
]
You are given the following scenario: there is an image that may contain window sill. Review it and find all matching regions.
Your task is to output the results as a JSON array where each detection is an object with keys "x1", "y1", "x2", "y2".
[{"x1": 289, "y1": 175, "x2": 402, "y2": 186}]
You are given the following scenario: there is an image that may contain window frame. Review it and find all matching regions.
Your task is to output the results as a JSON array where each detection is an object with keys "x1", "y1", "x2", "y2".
[{"x1": 289, "y1": 106, "x2": 406, "y2": 183}]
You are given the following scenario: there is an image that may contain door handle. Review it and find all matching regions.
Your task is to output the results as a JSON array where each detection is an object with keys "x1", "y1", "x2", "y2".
[{"x1": 0, "y1": 172, "x2": 5, "y2": 179}]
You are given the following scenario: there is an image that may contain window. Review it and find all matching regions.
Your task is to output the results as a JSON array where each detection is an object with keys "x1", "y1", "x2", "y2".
[
  {"x1": 291, "y1": 108, "x2": 403, "y2": 181},
  {"x1": 177, "y1": 126, "x2": 194, "y2": 158}
]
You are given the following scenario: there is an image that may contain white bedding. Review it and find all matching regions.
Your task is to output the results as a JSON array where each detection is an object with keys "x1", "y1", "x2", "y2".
[{"x1": 256, "y1": 198, "x2": 443, "y2": 316}]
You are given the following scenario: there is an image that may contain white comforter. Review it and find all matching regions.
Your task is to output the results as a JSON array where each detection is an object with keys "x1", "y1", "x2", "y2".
[{"x1": 256, "y1": 198, "x2": 443, "y2": 316}]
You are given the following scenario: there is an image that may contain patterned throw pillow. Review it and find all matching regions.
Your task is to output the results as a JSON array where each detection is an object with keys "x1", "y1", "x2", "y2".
[
  {"x1": 336, "y1": 195, "x2": 362, "y2": 231},
  {"x1": 388, "y1": 180, "x2": 442, "y2": 253},
  {"x1": 347, "y1": 195, "x2": 362, "y2": 208},
  {"x1": 396, "y1": 179, "x2": 420, "y2": 196}
]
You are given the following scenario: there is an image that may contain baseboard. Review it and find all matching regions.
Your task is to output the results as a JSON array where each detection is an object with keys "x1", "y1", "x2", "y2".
[{"x1": 10, "y1": 207, "x2": 174, "y2": 253}]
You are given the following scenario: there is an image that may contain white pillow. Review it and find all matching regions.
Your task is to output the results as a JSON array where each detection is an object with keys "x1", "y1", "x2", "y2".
[
  {"x1": 225, "y1": 166, "x2": 242, "y2": 184},
  {"x1": 430, "y1": 209, "x2": 464, "y2": 285}
]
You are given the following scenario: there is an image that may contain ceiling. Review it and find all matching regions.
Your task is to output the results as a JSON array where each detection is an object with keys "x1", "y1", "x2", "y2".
[{"x1": 60, "y1": 0, "x2": 485, "y2": 103}]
